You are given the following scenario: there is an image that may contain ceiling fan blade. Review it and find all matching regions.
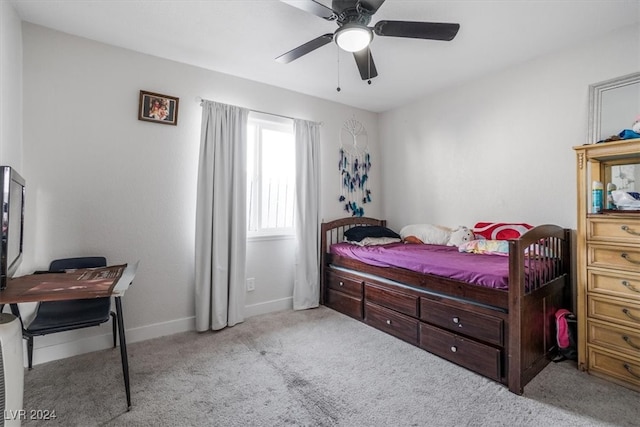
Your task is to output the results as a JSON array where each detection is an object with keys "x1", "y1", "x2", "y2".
[
  {"x1": 353, "y1": 47, "x2": 378, "y2": 80},
  {"x1": 374, "y1": 20, "x2": 460, "y2": 41},
  {"x1": 358, "y1": 0, "x2": 386, "y2": 14},
  {"x1": 281, "y1": 0, "x2": 338, "y2": 20},
  {"x1": 276, "y1": 34, "x2": 334, "y2": 64}
]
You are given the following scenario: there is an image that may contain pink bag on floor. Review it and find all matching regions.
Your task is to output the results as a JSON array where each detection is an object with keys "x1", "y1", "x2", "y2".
[{"x1": 554, "y1": 309, "x2": 577, "y2": 362}]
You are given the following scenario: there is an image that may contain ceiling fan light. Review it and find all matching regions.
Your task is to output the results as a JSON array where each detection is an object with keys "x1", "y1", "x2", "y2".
[{"x1": 335, "y1": 24, "x2": 372, "y2": 52}]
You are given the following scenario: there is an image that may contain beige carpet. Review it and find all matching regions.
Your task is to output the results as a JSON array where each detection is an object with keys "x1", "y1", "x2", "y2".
[{"x1": 22, "y1": 306, "x2": 638, "y2": 426}]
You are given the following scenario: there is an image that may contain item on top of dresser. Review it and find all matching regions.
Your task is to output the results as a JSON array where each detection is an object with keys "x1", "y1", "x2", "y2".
[
  {"x1": 472, "y1": 222, "x2": 533, "y2": 240},
  {"x1": 399, "y1": 224, "x2": 474, "y2": 247},
  {"x1": 596, "y1": 124, "x2": 640, "y2": 143},
  {"x1": 633, "y1": 115, "x2": 640, "y2": 134},
  {"x1": 618, "y1": 129, "x2": 640, "y2": 140},
  {"x1": 606, "y1": 183, "x2": 617, "y2": 209},
  {"x1": 611, "y1": 190, "x2": 640, "y2": 209},
  {"x1": 592, "y1": 181, "x2": 604, "y2": 213}
]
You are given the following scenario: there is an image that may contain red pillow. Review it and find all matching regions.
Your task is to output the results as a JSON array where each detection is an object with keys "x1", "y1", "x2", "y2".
[{"x1": 473, "y1": 222, "x2": 533, "y2": 240}]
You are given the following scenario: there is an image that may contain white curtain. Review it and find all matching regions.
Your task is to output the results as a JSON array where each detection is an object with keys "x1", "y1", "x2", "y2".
[
  {"x1": 293, "y1": 119, "x2": 321, "y2": 310},
  {"x1": 195, "y1": 100, "x2": 249, "y2": 331}
]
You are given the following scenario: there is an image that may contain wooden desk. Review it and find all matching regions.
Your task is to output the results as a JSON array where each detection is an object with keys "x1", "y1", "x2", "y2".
[{"x1": 0, "y1": 263, "x2": 137, "y2": 410}]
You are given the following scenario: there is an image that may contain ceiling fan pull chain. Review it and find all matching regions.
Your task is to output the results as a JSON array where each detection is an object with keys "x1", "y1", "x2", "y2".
[
  {"x1": 367, "y1": 49, "x2": 372, "y2": 85},
  {"x1": 336, "y1": 47, "x2": 341, "y2": 92}
]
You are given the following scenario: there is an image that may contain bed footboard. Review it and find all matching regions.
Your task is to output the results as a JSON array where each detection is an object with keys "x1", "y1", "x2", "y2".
[{"x1": 507, "y1": 225, "x2": 571, "y2": 394}]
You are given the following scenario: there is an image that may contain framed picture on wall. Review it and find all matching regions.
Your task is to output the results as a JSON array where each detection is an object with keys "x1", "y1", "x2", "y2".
[{"x1": 138, "y1": 90, "x2": 179, "y2": 126}]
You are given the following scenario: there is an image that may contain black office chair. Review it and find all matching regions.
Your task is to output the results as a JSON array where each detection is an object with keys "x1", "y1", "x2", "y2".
[{"x1": 10, "y1": 256, "x2": 118, "y2": 369}]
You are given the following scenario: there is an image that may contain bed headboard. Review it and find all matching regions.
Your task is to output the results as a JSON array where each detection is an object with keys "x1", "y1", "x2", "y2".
[{"x1": 320, "y1": 217, "x2": 386, "y2": 254}]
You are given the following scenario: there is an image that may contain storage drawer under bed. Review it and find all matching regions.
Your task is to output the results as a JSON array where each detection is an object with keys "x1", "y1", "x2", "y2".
[
  {"x1": 419, "y1": 322, "x2": 502, "y2": 381},
  {"x1": 326, "y1": 269, "x2": 364, "y2": 298},
  {"x1": 419, "y1": 297, "x2": 504, "y2": 347},
  {"x1": 364, "y1": 301, "x2": 419, "y2": 346},
  {"x1": 326, "y1": 288, "x2": 363, "y2": 320},
  {"x1": 364, "y1": 283, "x2": 419, "y2": 317}
]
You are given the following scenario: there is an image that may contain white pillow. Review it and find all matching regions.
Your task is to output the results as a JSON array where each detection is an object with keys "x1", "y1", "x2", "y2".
[
  {"x1": 399, "y1": 224, "x2": 474, "y2": 247},
  {"x1": 347, "y1": 236, "x2": 402, "y2": 246}
]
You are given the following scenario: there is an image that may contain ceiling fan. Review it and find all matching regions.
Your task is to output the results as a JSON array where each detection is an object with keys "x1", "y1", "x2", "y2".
[{"x1": 276, "y1": 0, "x2": 460, "y2": 81}]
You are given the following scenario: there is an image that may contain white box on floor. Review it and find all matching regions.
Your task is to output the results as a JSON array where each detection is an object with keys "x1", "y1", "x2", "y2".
[{"x1": 0, "y1": 313, "x2": 23, "y2": 427}]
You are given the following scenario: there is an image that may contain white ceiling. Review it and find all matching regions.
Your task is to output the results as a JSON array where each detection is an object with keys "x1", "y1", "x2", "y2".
[{"x1": 9, "y1": 0, "x2": 640, "y2": 113}]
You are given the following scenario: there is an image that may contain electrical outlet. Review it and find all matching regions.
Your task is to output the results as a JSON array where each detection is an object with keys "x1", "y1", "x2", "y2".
[{"x1": 246, "y1": 277, "x2": 255, "y2": 292}]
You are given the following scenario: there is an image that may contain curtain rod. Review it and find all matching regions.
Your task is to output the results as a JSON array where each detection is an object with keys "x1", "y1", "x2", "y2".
[{"x1": 195, "y1": 96, "x2": 322, "y2": 126}]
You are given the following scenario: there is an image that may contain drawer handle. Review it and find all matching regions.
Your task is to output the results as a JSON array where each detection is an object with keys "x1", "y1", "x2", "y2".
[
  {"x1": 339, "y1": 281, "x2": 344, "y2": 287},
  {"x1": 450, "y1": 346, "x2": 457, "y2": 353},
  {"x1": 621, "y1": 225, "x2": 640, "y2": 236},
  {"x1": 624, "y1": 363, "x2": 640, "y2": 379},
  {"x1": 386, "y1": 319, "x2": 392, "y2": 325},
  {"x1": 621, "y1": 253, "x2": 640, "y2": 265},
  {"x1": 621, "y1": 280, "x2": 640, "y2": 293},
  {"x1": 452, "y1": 317, "x2": 463, "y2": 328},
  {"x1": 623, "y1": 335, "x2": 640, "y2": 350},
  {"x1": 622, "y1": 308, "x2": 640, "y2": 323}
]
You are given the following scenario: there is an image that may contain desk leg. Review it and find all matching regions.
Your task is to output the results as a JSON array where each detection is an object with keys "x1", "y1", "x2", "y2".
[{"x1": 115, "y1": 296, "x2": 131, "y2": 411}]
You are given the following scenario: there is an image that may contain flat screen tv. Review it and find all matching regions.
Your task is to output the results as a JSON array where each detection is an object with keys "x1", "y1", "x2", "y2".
[{"x1": 0, "y1": 166, "x2": 25, "y2": 290}]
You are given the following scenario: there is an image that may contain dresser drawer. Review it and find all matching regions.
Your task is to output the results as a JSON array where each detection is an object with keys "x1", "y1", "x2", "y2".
[
  {"x1": 588, "y1": 320, "x2": 640, "y2": 358},
  {"x1": 364, "y1": 301, "x2": 419, "y2": 345},
  {"x1": 588, "y1": 217, "x2": 640, "y2": 244},
  {"x1": 326, "y1": 288, "x2": 362, "y2": 320},
  {"x1": 419, "y1": 323, "x2": 502, "y2": 381},
  {"x1": 588, "y1": 269, "x2": 640, "y2": 302},
  {"x1": 419, "y1": 297, "x2": 504, "y2": 346},
  {"x1": 588, "y1": 295, "x2": 640, "y2": 329},
  {"x1": 326, "y1": 270, "x2": 363, "y2": 298},
  {"x1": 365, "y1": 283, "x2": 418, "y2": 317},
  {"x1": 588, "y1": 347, "x2": 640, "y2": 390},
  {"x1": 587, "y1": 244, "x2": 640, "y2": 273}
]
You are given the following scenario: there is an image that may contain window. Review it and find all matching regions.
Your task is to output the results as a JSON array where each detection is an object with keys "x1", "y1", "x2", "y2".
[{"x1": 247, "y1": 112, "x2": 295, "y2": 236}]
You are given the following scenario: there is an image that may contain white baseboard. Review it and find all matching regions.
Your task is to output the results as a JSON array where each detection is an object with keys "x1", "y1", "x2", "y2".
[
  {"x1": 125, "y1": 316, "x2": 195, "y2": 343},
  {"x1": 244, "y1": 297, "x2": 292, "y2": 318},
  {"x1": 27, "y1": 316, "x2": 195, "y2": 367},
  {"x1": 27, "y1": 298, "x2": 292, "y2": 367}
]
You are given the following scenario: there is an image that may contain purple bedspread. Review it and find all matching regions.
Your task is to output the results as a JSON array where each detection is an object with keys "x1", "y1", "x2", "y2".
[{"x1": 330, "y1": 242, "x2": 510, "y2": 290}]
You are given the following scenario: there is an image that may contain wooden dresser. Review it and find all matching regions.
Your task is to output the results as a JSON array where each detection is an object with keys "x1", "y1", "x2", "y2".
[{"x1": 574, "y1": 138, "x2": 640, "y2": 392}]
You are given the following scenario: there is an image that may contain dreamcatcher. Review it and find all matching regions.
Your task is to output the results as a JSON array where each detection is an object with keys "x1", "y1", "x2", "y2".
[{"x1": 339, "y1": 117, "x2": 371, "y2": 217}]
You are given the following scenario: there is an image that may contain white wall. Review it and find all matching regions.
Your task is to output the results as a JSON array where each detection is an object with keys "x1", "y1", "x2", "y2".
[
  {"x1": 245, "y1": 236, "x2": 296, "y2": 317},
  {"x1": 20, "y1": 23, "x2": 381, "y2": 365},
  {"x1": 379, "y1": 24, "x2": 640, "y2": 232},
  {"x1": 0, "y1": 1, "x2": 23, "y2": 169}
]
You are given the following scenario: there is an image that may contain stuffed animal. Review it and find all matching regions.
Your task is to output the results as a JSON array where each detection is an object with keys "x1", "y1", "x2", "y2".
[{"x1": 399, "y1": 224, "x2": 475, "y2": 247}]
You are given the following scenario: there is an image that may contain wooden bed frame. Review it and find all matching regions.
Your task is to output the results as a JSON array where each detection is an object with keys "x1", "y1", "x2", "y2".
[{"x1": 320, "y1": 217, "x2": 572, "y2": 394}]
